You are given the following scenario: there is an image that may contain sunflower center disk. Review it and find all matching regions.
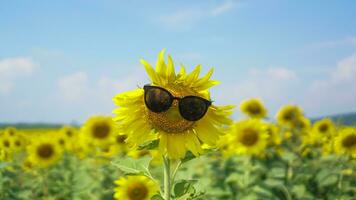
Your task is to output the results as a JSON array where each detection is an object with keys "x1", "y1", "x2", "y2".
[
  {"x1": 93, "y1": 123, "x2": 110, "y2": 139},
  {"x1": 127, "y1": 183, "x2": 148, "y2": 200},
  {"x1": 241, "y1": 128, "x2": 259, "y2": 146},
  {"x1": 342, "y1": 134, "x2": 356, "y2": 148},
  {"x1": 37, "y1": 144, "x2": 54, "y2": 159},
  {"x1": 319, "y1": 124, "x2": 329, "y2": 133},
  {"x1": 147, "y1": 105, "x2": 194, "y2": 133},
  {"x1": 247, "y1": 104, "x2": 262, "y2": 115}
]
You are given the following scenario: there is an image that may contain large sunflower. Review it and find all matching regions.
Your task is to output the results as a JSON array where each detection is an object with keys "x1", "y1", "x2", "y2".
[
  {"x1": 114, "y1": 175, "x2": 159, "y2": 200},
  {"x1": 113, "y1": 50, "x2": 233, "y2": 159}
]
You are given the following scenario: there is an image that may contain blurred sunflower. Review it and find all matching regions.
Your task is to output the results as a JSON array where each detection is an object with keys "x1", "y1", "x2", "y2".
[
  {"x1": 225, "y1": 119, "x2": 268, "y2": 156},
  {"x1": 114, "y1": 175, "x2": 159, "y2": 200},
  {"x1": 334, "y1": 128, "x2": 356, "y2": 158},
  {"x1": 0, "y1": 137, "x2": 12, "y2": 150},
  {"x1": 311, "y1": 118, "x2": 334, "y2": 139},
  {"x1": 276, "y1": 105, "x2": 303, "y2": 128},
  {"x1": 54, "y1": 131, "x2": 72, "y2": 151},
  {"x1": 4, "y1": 127, "x2": 17, "y2": 137},
  {"x1": 265, "y1": 123, "x2": 282, "y2": 146},
  {"x1": 294, "y1": 116, "x2": 311, "y2": 135},
  {"x1": 113, "y1": 50, "x2": 233, "y2": 159},
  {"x1": 81, "y1": 116, "x2": 116, "y2": 147},
  {"x1": 59, "y1": 126, "x2": 78, "y2": 139},
  {"x1": 240, "y1": 98, "x2": 268, "y2": 119},
  {"x1": 27, "y1": 138, "x2": 62, "y2": 168}
]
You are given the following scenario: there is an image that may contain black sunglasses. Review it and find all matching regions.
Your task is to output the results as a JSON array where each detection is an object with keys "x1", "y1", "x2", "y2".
[{"x1": 143, "y1": 85, "x2": 212, "y2": 121}]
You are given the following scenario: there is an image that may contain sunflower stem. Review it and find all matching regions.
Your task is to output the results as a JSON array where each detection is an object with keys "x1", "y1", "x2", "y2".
[{"x1": 163, "y1": 156, "x2": 171, "y2": 200}]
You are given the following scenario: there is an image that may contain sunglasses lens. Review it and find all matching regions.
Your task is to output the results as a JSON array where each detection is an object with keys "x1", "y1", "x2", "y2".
[
  {"x1": 179, "y1": 97, "x2": 209, "y2": 121},
  {"x1": 144, "y1": 87, "x2": 172, "y2": 112}
]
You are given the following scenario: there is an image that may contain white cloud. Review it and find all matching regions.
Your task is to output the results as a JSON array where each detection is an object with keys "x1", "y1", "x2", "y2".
[
  {"x1": 156, "y1": 0, "x2": 238, "y2": 30},
  {"x1": 0, "y1": 57, "x2": 36, "y2": 94},
  {"x1": 215, "y1": 67, "x2": 300, "y2": 119},
  {"x1": 308, "y1": 36, "x2": 356, "y2": 49},
  {"x1": 211, "y1": 1, "x2": 236, "y2": 16},
  {"x1": 56, "y1": 68, "x2": 147, "y2": 121},
  {"x1": 305, "y1": 53, "x2": 356, "y2": 115},
  {"x1": 58, "y1": 72, "x2": 89, "y2": 102}
]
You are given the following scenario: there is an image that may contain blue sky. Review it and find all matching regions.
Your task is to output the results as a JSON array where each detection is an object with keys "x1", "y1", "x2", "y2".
[{"x1": 1, "y1": 0, "x2": 356, "y2": 123}]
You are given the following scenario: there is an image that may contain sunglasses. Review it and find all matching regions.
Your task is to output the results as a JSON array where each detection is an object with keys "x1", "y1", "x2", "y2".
[{"x1": 143, "y1": 85, "x2": 212, "y2": 121}]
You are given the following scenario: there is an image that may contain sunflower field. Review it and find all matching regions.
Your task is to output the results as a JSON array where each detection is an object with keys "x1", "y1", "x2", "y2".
[{"x1": 0, "y1": 51, "x2": 355, "y2": 200}]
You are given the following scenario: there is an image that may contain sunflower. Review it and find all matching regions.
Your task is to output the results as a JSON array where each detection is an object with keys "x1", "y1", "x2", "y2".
[
  {"x1": 265, "y1": 123, "x2": 282, "y2": 146},
  {"x1": 54, "y1": 131, "x2": 72, "y2": 151},
  {"x1": 113, "y1": 50, "x2": 233, "y2": 159},
  {"x1": 224, "y1": 119, "x2": 268, "y2": 156},
  {"x1": 311, "y1": 118, "x2": 334, "y2": 139},
  {"x1": 240, "y1": 98, "x2": 268, "y2": 119},
  {"x1": 276, "y1": 105, "x2": 303, "y2": 128},
  {"x1": 334, "y1": 128, "x2": 356, "y2": 158},
  {"x1": 4, "y1": 127, "x2": 17, "y2": 137},
  {"x1": 27, "y1": 137, "x2": 62, "y2": 168},
  {"x1": 81, "y1": 116, "x2": 116, "y2": 147},
  {"x1": 0, "y1": 136, "x2": 12, "y2": 150},
  {"x1": 114, "y1": 175, "x2": 159, "y2": 200},
  {"x1": 59, "y1": 126, "x2": 78, "y2": 139}
]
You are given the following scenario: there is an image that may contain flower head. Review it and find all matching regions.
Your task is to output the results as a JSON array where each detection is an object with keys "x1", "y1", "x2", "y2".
[
  {"x1": 240, "y1": 98, "x2": 268, "y2": 119},
  {"x1": 334, "y1": 127, "x2": 356, "y2": 158},
  {"x1": 114, "y1": 176, "x2": 159, "y2": 200},
  {"x1": 113, "y1": 50, "x2": 233, "y2": 159},
  {"x1": 276, "y1": 105, "x2": 303, "y2": 128},
  {"x1": 27, "y1": 136, "x2": 62, "y2": 168},
  {"x1": 223, "y1": 119, "x2": 269, "y2": 156}
]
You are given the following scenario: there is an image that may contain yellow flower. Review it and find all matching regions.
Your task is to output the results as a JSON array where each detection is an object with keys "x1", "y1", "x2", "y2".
[
  {"x1": 294, "y1": 116, "x2": 311, "y2": 133},
  {"x1": 54, "y1": 131, "x2": 72, "y2": 151},
  {"x1": 113, "y1": 50, "x2": 233, "y2": 159},
  {"x1": 276, "y1": 105, "x2": 303, "y2": 128},
  {"x1": 59, "y1": 126, "x2": 78, "y2": 139},
  {"x1": 114, "y1": 175, "x2": 159, "y2": 200},
  {"x1": 334, "y1": 128, "x2": 356, "y2": 158},
  {"x1": 81, "y1": 116, "x2": 116, "y2": 147},
  {"x1": 3, "y1": 127, "x2": 17, "y2": 137},
  {"x1": 265, "y1": 123, "x2": 282, "y2": 146},
  {"x1": 27, "y1": 137, "x2": 62, "y2": 168},
  {"x1": 240, "y1": 98, "x2": 268, "y2": 118},
  {"x1": 311, "y1": 118, "x2": 334, "y2": 139},
  {"x1": 225, "y1": 119, "x2": 268, "y2": 156}
]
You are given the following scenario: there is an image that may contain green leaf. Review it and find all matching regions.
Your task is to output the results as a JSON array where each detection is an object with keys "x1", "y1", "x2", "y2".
[
  {"x1": 316, "y1": 169, "x2": 338, "y2": 187},
  {"x1": 174, "y1": 180, "x2": 197, "y2": 198},
  {"x1": 138, "y1": 139, "x2": 159, "y2": 150},
  {"x1": 269, "y1": 167, "x2": 285, "y2": 179},
  {"x1": 281, "y1": 152, "x2": 297, "y2": 163},
  {"x1": 111, "y1": 156, "x2": 152, "y2": 175},
  {"x1": 151, "y1": 194, "x2": 164, "y2": 200},
  {"x1": 291, "y1": 185, "x2": 306, "y2": 198},
  {"x1": 0, "y1": 162, "x2": 9, "y2": 169},
  {"x1": 181, "y1": 151, "x2": 196, "y2": 163}
]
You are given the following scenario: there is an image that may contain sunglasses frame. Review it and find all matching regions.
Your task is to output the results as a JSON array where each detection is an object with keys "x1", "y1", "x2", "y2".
[{"x1": 143, "y1": 85, "x2": 212, "y2": 121}]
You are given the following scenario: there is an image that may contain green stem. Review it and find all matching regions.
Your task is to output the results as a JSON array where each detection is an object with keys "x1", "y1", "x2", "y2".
[
  {"x1": 163, "y1": 156, "x2": 171, "y2": 200},
  {"x1": 171, "y1": 160, "x2": 182, "y2": 183}
]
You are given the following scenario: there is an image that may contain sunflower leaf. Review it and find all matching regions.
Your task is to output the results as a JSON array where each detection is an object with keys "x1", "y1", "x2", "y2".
[
  {"x1": 111, "y1": 156, "x2": 152, "y2": 175},
  {"x1": 138, "y1": 139, "x2": 159, "y2": 150},
  {"x1": 151, "y1": 194, "x2": 164, "y2": 200},
  {"x1": 181, "y1": 151, "x2": 196, "y2": 163}
]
